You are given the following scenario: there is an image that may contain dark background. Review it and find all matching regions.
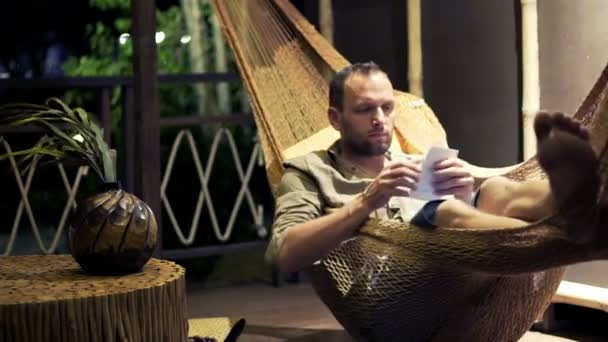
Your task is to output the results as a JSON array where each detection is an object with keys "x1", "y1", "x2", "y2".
[
  {"x1": 1, "y1": 0, "x2": 606, "y2": 166},
  {"x1": 294, "y1": 0, "x2": 522, "y2": 167}
]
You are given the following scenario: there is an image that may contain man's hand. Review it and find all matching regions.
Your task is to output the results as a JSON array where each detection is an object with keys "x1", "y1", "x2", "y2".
[
  {"x1": 432, "y1": 158, "x2": 474, "y2": 202},
  {"x1": 361, "y1": 158, "x2": 422, "y2": 210}
]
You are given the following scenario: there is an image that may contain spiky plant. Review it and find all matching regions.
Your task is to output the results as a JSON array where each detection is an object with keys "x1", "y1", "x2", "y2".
[
  {"x1": 0, "y1": 97, "x2": 115, "y2": 183},
  {"x1": 0, "y1": 98, "x2": 158, "y2": 276}
]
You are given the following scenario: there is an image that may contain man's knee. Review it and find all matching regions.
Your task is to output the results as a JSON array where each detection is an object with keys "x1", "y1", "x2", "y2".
[
  {"x1": 435, "y1": 199, "x2": 479, "y2": 228},
  {"x1": 476, "y1": 176, "x2": 518, "y2": 215}
]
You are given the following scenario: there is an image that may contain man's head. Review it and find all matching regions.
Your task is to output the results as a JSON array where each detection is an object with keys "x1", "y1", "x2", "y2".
[{"x1": 328, "y1": 62, "x2": 396, "y2": 157}]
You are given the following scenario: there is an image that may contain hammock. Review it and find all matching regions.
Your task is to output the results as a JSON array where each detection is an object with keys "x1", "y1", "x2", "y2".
[{"x1": 211, "y1": 0, "x2": 608, "y2": 340}]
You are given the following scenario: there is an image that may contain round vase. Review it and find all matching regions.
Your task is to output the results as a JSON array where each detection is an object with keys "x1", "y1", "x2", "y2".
[{"x1": 68, "y1": 182, "x2": 158, "y2": 275}]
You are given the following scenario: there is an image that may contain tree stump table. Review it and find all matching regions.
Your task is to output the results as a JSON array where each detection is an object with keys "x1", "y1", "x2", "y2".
[{"x1": 0, "y1": 255, "x2": 188, "y2": 342}]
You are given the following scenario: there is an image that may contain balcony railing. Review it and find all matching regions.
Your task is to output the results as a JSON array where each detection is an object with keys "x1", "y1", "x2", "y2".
[{"x1": 0, "y1": 73, "x2": 270, "y2": 259}]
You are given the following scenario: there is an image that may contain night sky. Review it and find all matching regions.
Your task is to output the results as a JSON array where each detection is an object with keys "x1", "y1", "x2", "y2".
[
  {"x1": 0, "y1": 0, "x2": 181, "y2": 76},
  {"x1": 1, "y1": 1, "x2": 98, "y2": 59}
]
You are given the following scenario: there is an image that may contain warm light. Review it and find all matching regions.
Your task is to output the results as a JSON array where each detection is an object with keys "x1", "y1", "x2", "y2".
[
  {"x1": 180, "y1": 35, "x2": 192, "y2": 44},
  {"x1": 72, "y1": 134, "x2": 85, "y2": 143},
  {"x1": 155, "y1": 31, "x2": 166, "y2": 44},
  {"x1": 119, "y1": 33, "x2": 130, "y2": 45}
]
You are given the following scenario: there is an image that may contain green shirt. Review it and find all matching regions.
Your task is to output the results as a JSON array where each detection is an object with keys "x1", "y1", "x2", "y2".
[{"x1": 265, "y1": 141, "x2": 428, "y2": 265}]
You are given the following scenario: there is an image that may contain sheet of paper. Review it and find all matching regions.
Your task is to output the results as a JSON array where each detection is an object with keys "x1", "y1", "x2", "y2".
[{"x1": 410, "y1": 146, "x2": 459, "y2": 201}]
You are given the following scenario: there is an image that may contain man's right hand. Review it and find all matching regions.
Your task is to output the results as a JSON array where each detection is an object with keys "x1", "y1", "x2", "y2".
[{"x1": 361, "y1": 158, "x2": 422, "y2": 210}]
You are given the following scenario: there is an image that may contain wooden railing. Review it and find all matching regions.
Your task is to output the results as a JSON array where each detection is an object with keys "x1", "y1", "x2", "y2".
[{"x1": 0, "y1": 73, "x2": 270, "y2": 259}]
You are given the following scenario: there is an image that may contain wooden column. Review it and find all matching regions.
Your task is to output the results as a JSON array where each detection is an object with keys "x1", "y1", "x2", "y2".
[
  {"x1": 319, "y1": 0, "x2": 334, "y2": 45},
  {"x1": 407, "y1": 0, "x2": 423, "y2": 97},
  {"x1": 131, "y1": 0, "x2": 162, "y2": 248},
  {"x1": 521, "y1": 0, "x2": 540, "y2": 159}
]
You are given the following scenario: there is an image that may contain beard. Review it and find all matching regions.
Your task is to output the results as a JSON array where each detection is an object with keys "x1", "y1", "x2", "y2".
[{"x1": 342, "y1": 131, "x2": 392, "y2": 157}]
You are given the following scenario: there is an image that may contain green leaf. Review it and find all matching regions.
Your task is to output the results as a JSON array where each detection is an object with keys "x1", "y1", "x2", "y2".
[
  {"x1": 114, "y1": 18, "x2": 131, "y2": 32},
  {"x1": 47, "y1": 98, "x2": 78, "y2": 122},
  {"x1": 0, "y1": 146, "x2": 64, "y2": 161},
  {"x1": 37, "y1": 120, "x2": 82, "y2": 151},
  {"x1": 74, "y1": 108, "x2": 90, "y2": 126},
  {"x1": 91, "y1": 123, "x2": 115, "y2": 182},
  {"x1": 3, "y1": 114, "x2": 78, "y2": 128},
  {"x1": 0, "y1": 98, "x2": 112, "y2": 183}
]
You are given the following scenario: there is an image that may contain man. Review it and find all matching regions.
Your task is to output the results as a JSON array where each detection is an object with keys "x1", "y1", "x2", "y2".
[{"x1": 266, "y1": 61, "x2": 600, "y2": 273}]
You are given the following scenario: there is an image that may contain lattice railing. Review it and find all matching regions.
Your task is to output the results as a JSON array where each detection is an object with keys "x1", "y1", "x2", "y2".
[
  {"x1": 0, "y1": 137, "x2": 89, "y2": 255},
  {"x1": 0, "y1": 73, "x2": 265, "y2": 257},
  {"x1": 0, "y1": 127, "x2": 268, "y2": 255},
  {"x1": 161, "y1": 128, "x2": 267, "y2": 245}
]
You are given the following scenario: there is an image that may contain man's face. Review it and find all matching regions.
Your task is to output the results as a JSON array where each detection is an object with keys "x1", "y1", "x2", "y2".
[{"x1": 329, "y1": 71, "x2": 396, "y2": 157}]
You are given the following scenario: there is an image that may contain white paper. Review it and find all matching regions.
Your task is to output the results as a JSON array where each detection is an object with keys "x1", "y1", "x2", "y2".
[{"x1": 410, "y1": 146, "x2": 459, "y2": 201}]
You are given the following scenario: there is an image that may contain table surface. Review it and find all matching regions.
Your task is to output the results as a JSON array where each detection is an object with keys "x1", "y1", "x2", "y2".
[{"x1": 0, "y1": 255, "x2": 185, "y2": 305}]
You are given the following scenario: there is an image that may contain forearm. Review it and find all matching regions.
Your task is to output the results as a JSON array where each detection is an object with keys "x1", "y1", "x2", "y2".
[{"x1": 277, "y1": 194, "x2": 372, "y2": 273}]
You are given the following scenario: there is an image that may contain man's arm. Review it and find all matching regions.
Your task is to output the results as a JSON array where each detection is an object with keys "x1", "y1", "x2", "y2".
[
  {"x1": 277, "y1": 193, "x2": 372, "y2": 273},
  {"x1": 271, "y1": 160, "x2": 420, "y2": 273},
  {"x1": 267, "y1": 168, "x2": 375, "y2": 273}
]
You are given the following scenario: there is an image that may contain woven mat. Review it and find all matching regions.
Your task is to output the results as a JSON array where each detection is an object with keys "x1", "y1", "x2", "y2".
[{"x1": 188, "y1": 317, "x2": 246, "y2": 342}]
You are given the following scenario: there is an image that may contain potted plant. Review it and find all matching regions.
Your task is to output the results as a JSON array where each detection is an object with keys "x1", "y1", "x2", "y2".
[{"x1": 0, "y1": 98, "x2": 158, "y2": 275}]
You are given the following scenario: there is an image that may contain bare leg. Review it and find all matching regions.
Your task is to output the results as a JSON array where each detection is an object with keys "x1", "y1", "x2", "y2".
[
  {"x1": 476, "y1": 177, "x2": 552, "y2": 221},
  {"x1": 434, "y1": 112, "x2": 600, "y2": 238},
  {"x1": 434, "y1": 197, "x2": 528, "y2": 229},
  {"x1": 360, "y1": 115, "x2": 606, "y2": 274},
  {"x1": 357, "y1": 112, "x2": 608, "y2": 276},
  {"x1": 433, "y1": 178, "x2": 550, "y2": 230}
]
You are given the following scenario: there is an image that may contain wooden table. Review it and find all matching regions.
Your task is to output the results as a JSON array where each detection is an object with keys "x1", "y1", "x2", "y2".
[{"x1": 0, "y1": 255, "x2": 187, "y2": 342}]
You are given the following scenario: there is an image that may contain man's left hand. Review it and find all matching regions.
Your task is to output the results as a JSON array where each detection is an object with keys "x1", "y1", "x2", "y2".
[{"x1": 432, "y1": 158, "x2": 474, "y2": 203}]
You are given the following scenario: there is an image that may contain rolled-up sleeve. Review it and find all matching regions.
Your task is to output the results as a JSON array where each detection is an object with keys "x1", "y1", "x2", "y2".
[{"x1": 265, "y1": 168, "x2": 324, "y2": 265}]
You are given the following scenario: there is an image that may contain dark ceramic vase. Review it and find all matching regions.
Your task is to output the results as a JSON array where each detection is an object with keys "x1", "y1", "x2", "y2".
[{"x1": 68, "y1": 182, "x2": 158, "y2": 275}]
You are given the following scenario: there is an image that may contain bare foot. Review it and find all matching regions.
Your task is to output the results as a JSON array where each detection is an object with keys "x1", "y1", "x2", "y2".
[{"x1": 535, "y1": 112, "x2": 600, "y2": 243}]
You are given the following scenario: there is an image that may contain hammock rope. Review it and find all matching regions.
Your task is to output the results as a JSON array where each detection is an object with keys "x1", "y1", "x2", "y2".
[{"x1": 211, "y1": 0, "x2": 608, "y2": 340}]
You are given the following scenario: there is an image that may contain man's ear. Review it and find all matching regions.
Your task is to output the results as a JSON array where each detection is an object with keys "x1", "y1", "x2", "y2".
[{"x1": 328, "y1": 107, "x2": 341, "y2": 131}]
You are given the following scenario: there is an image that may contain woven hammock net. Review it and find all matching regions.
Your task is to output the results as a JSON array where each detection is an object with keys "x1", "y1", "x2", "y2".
[{"x1": 212, "y1": 0, "x2": 608, "y2": 340}]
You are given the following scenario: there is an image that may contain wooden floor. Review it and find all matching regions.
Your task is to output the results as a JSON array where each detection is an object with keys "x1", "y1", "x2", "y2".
[
  {"x1": 185, "y1": 279, "x2": 607, "y2": 342},
  {"x1": 187, "y1": 282, "x2": 344, "y2": 341}
]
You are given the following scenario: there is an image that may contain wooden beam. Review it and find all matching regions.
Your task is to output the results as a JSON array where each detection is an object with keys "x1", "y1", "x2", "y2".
[
  {"x1": 131, "y1": 0, "x2": 162, "y2": 248},
  {"x1": 407, "y1": 0, "x2": 423, "y2": 97},
  {"x1": 553, "y1": 280, "x2": 608, "y2": 313},
  {"x1": 319, "y1": 0, "x2": 334, "y2": 45},
  {"x1": 521, "y1": 0, "x2": 540, "y2": 159}
]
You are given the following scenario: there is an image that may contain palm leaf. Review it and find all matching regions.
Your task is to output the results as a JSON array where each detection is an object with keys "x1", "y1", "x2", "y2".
[
  {"x1": 0, "y1": 147, "x2": 63, "y2": 161},
  {"x1": 0, "y1": 103, "x2": 50, "y2": 113},
  {"x1": 74, "y1": 108, "x2": 90, "y2": 127},
  {"x1": 0, "y1": 98, "x2": 116, "y2": 183},
  {"x1": 90, "y1": 122, "x2": 115, "y2": 182},
  {"x1": 8, "y1": 146, "x2": 66, "y2": 178},
  {"x1": 47, "y1": 97, "x2": 80, "y2": 123},
  {"x1": 38, "y1": 119, "x2": 83, "y2": 151}
]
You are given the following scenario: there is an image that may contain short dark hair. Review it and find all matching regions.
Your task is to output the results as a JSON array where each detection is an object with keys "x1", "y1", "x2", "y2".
[{"x1": 329, "y1": 62, "x2": 386, "y2": 111}]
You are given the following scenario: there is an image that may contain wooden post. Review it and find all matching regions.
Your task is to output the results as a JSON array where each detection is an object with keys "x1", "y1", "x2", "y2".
[
  {"x1": 407, "y1": 0, "x2": 423, "y2": 97},
  {"x1": 211, "y1": 2, "x2": 231, "y2": 114},
  {"x1": 319, "y1": 0, "x2": 334, "y2": 45},
  {"x1": 121, "y1": 85, "x2": 135, "y2": 193},
  {"x1": 131, "y1": 0, "x2": 162, "y2": 250},
  {"x1": 521, "y1": 0, "x2": 540, "y2": 159},
  {"x1": 99, "y1": 87, "x2": 112, "y2": 145}
]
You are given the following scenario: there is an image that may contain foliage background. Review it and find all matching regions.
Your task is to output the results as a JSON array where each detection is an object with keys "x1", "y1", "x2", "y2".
[{"x1": 0, "y1": 0, "x2": 274, "y2": 284}]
